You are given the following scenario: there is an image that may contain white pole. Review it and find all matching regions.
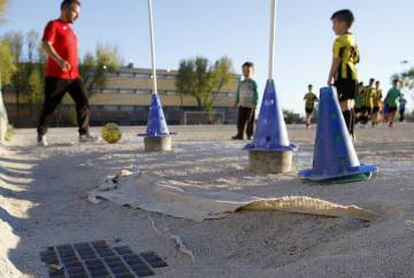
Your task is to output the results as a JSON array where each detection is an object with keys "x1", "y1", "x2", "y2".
[
  {"x1": 268, "y1": 0, "x2": 276, "y2": 80},
  {"x1": 147, "y1": 0, "x2": 158, "y2": 95}
]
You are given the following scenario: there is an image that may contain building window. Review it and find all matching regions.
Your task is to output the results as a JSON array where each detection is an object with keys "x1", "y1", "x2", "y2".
[
  {"x1": 120, "y1": 106, "x2": 135, "y2": 112},
  {"x1": 119, "y1": 89, "x2": 135, "y2": 94},
  {"x1": 102, "y1": 88, "x2": 118, "y2": 94},
  {"x1": 118, "y1": 72, "x2": 134, "y2": 78},
  {"x1": 104, "y1": 105, "x2": 119, "y2": 111},
  {"x1": 134, "y1": 73, "x2": 151, "y2": 78},
  {"x1": 136, "y1": 90, "x2": 150, "y2": 95},
  {"x1": 134, "y1": 106, "x2": 146, "y2": 112}
]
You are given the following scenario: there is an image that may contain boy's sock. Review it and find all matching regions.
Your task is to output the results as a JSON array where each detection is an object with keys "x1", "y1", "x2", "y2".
[
  {"x1": 342, "y1": 110, "x2": 352, "y2": 134},
  {"x1": 349, "y1": 108, "x2": 355, "y2": 136}
]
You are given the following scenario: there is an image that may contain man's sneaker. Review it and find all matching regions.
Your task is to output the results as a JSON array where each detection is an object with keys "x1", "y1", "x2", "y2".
[
  {"x1": 37, "y1": 134, "x2": 48, "y2": 147},
  {"x1": 79, "y1": 133, "x2": 99, "y2": 143}
]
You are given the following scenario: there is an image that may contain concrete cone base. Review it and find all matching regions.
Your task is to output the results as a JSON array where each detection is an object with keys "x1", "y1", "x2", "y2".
[
  {"x1": 144, "y1": 136, "x2": 172, "y2": 152},
  {"x1": 249, "y1": 150, "x2": 293, "y2": 174}
]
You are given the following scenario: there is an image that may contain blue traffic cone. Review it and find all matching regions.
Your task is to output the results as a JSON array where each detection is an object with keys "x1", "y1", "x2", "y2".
[
  {"x1": 244, "y1": 79, "x2": 297, "y2": 152},
  {"x1": 139, "y1": 94, "x2": 170, "y2": 137},
  {"x1": 299, "y1": 86, "x2": 378, "y2": 181}
]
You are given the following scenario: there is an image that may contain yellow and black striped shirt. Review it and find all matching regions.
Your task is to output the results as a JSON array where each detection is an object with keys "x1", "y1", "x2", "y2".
[
  {"x1": 372, "y1": 89, "x2": 382, "y2": 107},
  {"x1": 362, "y1": 86, "x2": 375, "y2": 107},
  {"x1": 304, "y1": 92, "x2": 318, "y2": 109},
  {"x1": 333, "y1": 33, "x2": 360, "y2": 81}
]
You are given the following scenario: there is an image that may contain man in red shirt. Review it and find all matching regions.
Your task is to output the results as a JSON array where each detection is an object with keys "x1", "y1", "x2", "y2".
[{"x1": 37, "y1": 0, "x2": 96, "y2": 146}]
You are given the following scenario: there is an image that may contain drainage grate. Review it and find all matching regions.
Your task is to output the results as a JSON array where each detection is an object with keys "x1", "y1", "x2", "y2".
[{"x1": 40, "y1": 241, "x2": 168, "y2": 278}]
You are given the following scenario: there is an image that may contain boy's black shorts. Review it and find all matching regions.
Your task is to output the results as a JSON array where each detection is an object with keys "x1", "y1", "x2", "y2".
[
  {"x1": 389, "y1": 106, "x2": 397, "y2": 113},
  {"x1": 305, "y1": 108, "x2": 314, "y2": 115},
  {"x1": 372, "y1": 107, "x2": 380, "y2": 113},
  {"x1": 334, "y1": 79, "x2": 358, "y2": 101}
]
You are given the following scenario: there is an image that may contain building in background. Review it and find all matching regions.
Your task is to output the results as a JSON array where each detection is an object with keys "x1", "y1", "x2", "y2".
[{"x1": 3, "y1": 66, "x2": 240, "y2": 127}]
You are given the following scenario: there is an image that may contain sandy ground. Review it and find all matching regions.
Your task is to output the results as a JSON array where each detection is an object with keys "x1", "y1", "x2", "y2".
[{"x1": 0, "y1": 124, "x2": 414, "y2": 277}]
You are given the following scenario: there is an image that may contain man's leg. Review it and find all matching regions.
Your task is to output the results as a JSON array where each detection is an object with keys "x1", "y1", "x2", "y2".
[
  {"x1": 68, "y1": 79, "x2": 90, "y2": 135},
  {"x1": 246, "y1": 108, "x2": 255, "y2": 139},
  {"x1": 37, "y1": 78, "x2": 69, "y2": 135}
]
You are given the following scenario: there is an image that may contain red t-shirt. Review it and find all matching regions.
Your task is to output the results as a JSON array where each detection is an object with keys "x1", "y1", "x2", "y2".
[{"x1": 42, "y1": 19, "x2": 80, "y2": 79}]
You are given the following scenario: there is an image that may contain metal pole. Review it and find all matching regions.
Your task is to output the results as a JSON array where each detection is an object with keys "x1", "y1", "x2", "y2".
[
  {"x1": 147, "y1": 0, "x2": 158, "y2": 94},
  {"x1": 268, "y1": 0, "x2": 276, "y2": 79}
]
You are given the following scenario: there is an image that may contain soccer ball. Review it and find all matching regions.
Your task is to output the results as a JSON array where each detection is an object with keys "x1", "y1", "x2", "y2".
[{"x1": 101, "y1": 123, "x2": 122, "y2": 144}]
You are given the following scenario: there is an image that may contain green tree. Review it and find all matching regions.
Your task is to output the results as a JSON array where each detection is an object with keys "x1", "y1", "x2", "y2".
[
  {"x1": 2, "y1": 31, "x2": 25, "y2": 114},
  {"x1": 176, "y1": 56, "x2": 234, "y2": 112},
  {"x1": 283, "y1": 110, "x2": 304, "y2": 124},
  {"x1": 0, "y1": 40, "x2": 17, "y2": 85},
  {"x1": 26, "y1": 30, "x2": 40, "y2": 63},
  {"x1": 206, "y1": 56, "x2": 234, "y2": 112},
  {"x1": 28, "y1": 68, "x2": 43, "y2": 104},
  {"x1": 81, "y1": 44, "x2": 122, "y2": 96},
  {"x1": 175, "y1": 59, "x2": 196, "y2": 106}
]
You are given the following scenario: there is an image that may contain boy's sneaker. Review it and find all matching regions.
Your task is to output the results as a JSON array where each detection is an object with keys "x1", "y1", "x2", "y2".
[
  {"x1": 79, "y1": 133, "x2": 99, "y2": 143},
  {"x1": 231, "y1": 135, "x2": 243, "y2": 140},
  {"x1": 37, "y1": 134, "x2": 48, "y2": 147}
]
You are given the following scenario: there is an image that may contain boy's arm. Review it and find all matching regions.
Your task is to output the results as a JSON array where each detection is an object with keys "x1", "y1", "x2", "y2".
[
  {"x1": 252, "y1": 81, "x2": 259, "y2": 106},
  {"x1": 328, "y1": 39, "x2": 341, "y2": 86},
  {"x1": 327, "y1": 58, "x2": 340, "y2": 86},
  {"x1": 234, "y1": 83, "x2": 240, "y2": 107}
]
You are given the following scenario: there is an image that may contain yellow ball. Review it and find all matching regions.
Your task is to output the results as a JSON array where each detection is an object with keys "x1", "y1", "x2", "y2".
[{"x1": 101, "y1": 123, "x2": 122, "y2": 144}]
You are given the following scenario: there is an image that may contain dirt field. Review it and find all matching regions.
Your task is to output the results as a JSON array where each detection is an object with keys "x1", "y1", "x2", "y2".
[{"x1": 1, "y1": 124, "x2": 414, "y2": 277}]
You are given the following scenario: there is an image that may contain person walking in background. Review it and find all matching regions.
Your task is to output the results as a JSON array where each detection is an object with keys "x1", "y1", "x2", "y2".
[
  {"x1": 37, "y1": 0, "x2": 97, "y2": 146},
  {"x1": 384, "y1": 79, "x2": 402, "y2": 127},
  {"x1": 360, "y1": 78, "x2": 375, "y2": 126},
  {"x1": 303, "y1": 84, "x2": 318, "y2": 129},
  {"x1": 232, "y1": 62, "x2": 258, "y2": 140},
  {"x1": 371, "y1": 80, "x2": 382, "y2": 126},
  {"x1": 399, "y1": 94, "x2": 407, "y2": 122}
]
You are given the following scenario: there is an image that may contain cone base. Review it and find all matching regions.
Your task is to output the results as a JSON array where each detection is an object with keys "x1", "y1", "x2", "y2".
[
  {"x1": 244, "y1": 142, "x2": 298, "y2": 152},
  {"x1": 248, "y1": 150, "x2": 293, "y2": 174},
  {"x1": 298, "y1": 165, "x2": 378, "y2": 182},
  {"x1": 144, "y1": 136, "x2": 172, "y2": 152}
]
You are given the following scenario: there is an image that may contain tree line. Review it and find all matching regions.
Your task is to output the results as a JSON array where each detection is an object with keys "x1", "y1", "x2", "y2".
[{"x1": 0, "y1": 30, "x2": 122, "y2": 115}]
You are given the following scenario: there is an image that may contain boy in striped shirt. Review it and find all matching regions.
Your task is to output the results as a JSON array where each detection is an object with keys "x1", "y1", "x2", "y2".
[{"x1": 232, "y1": 62, "x2": 259, "y2": 140}]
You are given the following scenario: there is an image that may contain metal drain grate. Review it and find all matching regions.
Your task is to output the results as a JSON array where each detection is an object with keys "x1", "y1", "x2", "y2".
[{"x1": 40, "y1": 241, "x2": 168, "y2": 278}]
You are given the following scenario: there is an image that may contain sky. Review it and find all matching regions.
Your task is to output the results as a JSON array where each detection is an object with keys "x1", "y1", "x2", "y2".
[{"x1": 1, "y1": 0, "x2": 413, "y2": 113}]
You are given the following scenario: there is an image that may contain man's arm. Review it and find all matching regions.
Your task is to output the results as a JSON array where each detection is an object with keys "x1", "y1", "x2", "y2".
[
  {"x1": 42, "y1": 41, "x2": 71, "y2": 72},
  {"x1": 252, "y1": 81, "x2": 259, "y2": 106}
]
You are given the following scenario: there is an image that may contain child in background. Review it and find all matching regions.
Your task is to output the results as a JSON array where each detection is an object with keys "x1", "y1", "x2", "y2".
[
  {"x1": 385, "y1": 79, "x2": 402, "y2": 127},
  {"x1": 371, "y1": 80, "x2": 383, "y2": 126},
  {"x1": 327, "y1": 9, "x2": 360, "y2": 137},
  {"x1": 232, "y1": 62, "x2": 259, "y2": 140},
  {"x1": 399, "y1": 94, "x2": 407, "y2": 122},
  {"x1": 303, "y1": 84, "x2": 318, "y2": 129},
  {"x1": 361, "y1": 78, "x2": 375, "y2": 126},
  {"x1": 354, "y1": 81, "x2": 364, "y2": 124}
]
